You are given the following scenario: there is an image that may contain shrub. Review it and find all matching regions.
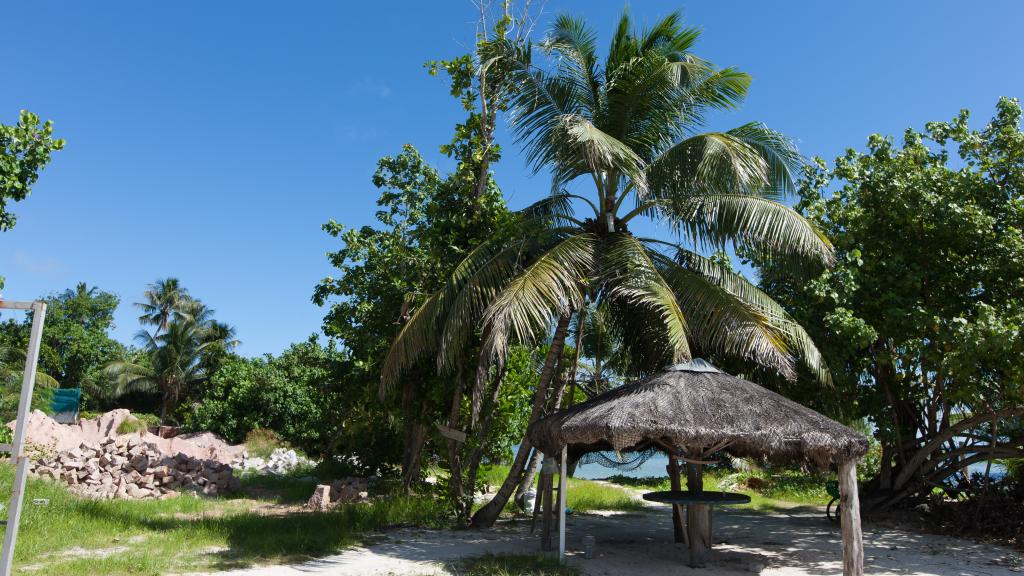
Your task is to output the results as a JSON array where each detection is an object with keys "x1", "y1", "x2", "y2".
[
  {"x1": 116, "y1": 412, "x2": 161, "y2": 435},
  {"x1": 245, "y1": 429, "x2": 284, "y2": 458},
  {"x1": 116, "y1": 417, "x2": 147, "y2": 435},
  {"x1": 184, "y1": 357, "x2": 321, "y2": 447}
]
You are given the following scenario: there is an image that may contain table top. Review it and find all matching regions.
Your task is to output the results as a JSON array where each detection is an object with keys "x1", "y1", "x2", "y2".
[{"x1": 642, "y1": 490, "x2": 752, "y2": 505}]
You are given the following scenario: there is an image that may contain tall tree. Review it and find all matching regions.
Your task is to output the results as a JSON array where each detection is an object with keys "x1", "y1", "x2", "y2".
[
  {"x1": 315, "y1": 4, "x2": 528, "y2": 513},
  {"x1": 108, "y1": 280, "x2": 238, "y2": 422},
  {"x1": 383, "y1": 10, "x2": 834, "y2": 528},
  {"x1": 753, "y1": 98, "x2": 1024, "y2": 510}
]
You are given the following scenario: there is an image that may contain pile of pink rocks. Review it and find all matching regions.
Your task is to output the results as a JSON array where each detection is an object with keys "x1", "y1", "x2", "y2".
[
  {"x1": 12, "y1": 409, "x2": 246, "y2": 465},
  {"x1": 30, "y1": 435, "x2": 241, "y2": 500},
  {"x1": 306, "y1": 477, "x2": 370, "y2": 510}
]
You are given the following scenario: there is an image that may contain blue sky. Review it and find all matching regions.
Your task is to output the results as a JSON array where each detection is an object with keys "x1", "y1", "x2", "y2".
[{"x1": 3, "y1": 1, "x2": 1022, "y2": 355}]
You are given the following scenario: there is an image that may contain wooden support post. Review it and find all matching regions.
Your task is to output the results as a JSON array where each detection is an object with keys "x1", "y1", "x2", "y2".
[
  {"x1": 839, "y1": 460, "x2": 864, "y2": 576},
  {"x1": 686, "y1": 462, "x2": 711, "y2": 568},
  {"x1": 667, "y1": 457, "x2": 685, "y2": 543},
  {"x1": 558, "y1": 446, "x2": 567, "y2": 561},
  {"x1": 541, "y1": 456, "x2": 555, "y2": 551}
]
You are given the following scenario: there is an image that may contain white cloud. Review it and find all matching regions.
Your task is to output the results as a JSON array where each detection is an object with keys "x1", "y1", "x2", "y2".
[
  {"x1": 13, "y1": 251, "x2": 68, "y2": 278},
  {"x1": 346, "y1": 78, "x2": 392, "y2": 99}
]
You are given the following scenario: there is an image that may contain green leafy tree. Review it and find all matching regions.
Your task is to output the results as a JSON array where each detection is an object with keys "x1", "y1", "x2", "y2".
[
  {"x1": 753, "y1": 98, "x2": 1024, "y2": 510},
  {"x1": 36, "y1": 283, "x2": 124, "y2": 389},
  {"x1": 384, "y1": 10, "x2": 834, "y2": 527},
  {"x1": 184, "y1": 337, "x2": 396, "y2": 467},
  {"x1": 314, "y1": 7, "x2": 522, "y2": 513},
  {"x1": 0, "y1": 110, "x2": 64, "y2": 288},
  {"x1": 0, "y1": 110, "x2": 64, "y2": 232}
]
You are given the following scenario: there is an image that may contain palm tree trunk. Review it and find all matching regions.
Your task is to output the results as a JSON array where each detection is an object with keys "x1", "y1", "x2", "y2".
[{"x1": 470, "y1": 313, "x2": 571, "y2": 528}]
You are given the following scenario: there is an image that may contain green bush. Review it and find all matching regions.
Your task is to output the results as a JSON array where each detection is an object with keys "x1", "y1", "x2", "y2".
[
  {"x1": 184, "y1": 357, "x2": 321, "y2": 447},
  {"x1": 245, "y1": 429, "x2": 285, "y2": 458},
  {"x1": 116, "y1": 417, "x2": 147, "y2": 435},
  {"x1": 116, "y1": 412, "x2": 161, "y2": 435}
]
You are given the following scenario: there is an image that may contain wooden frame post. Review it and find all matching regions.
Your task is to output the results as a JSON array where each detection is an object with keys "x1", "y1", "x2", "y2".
[
  {"x1": 540, "y1": 455, "x2": 555, "y2": 551},
  {"x1": 0, "y1": 300, "x2": 47, "y2": 576},
  {"x1": 558, "y1": 445, "x2": 567, "y2": 561},
  {"x1": 838, "y1": 459, "x2": 864, "y2": 576},
  {"x1": 667, "y1": 457, "x2": 685, "y2": 543}
]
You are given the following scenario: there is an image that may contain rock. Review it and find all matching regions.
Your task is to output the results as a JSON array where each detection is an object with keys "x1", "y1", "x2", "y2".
[
  {"x1": 307, "y1": 484, "x2": 332, "y2": 511},
  {"x1": 29, "y1": 438, "x2": 240, "y2": 500}
]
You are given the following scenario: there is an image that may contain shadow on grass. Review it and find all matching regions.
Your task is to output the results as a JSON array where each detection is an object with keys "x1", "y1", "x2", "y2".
[{"x1": 69, "y1": 494, "x2": 450, "y2": 570}]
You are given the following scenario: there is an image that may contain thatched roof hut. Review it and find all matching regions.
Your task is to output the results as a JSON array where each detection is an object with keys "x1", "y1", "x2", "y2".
[
  {"x1": 527, "y1": 360, "x2": 869, "y2": 576},
  {"x1": 527, "y1": 359, "x2": 869, "y2": 468}
]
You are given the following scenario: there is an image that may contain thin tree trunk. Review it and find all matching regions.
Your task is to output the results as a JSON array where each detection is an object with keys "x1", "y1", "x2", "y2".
[
  {"x1": 470, "y1": 313, "x2": 572, "y2": 528},
  {"x1": 401, "y1": 422, "x2": 428, "y2": 492},
  {"x1": 400, "y1": 379, "x2": 428, "y2": 491},
  {"x1": 464, "y1": 367, "x2": 506, "y2": 514},
  {"x1": 514, "y1": 448, "x2": 542, "y2": 508},
  {"x1": 447, "y1": 375, "x2": 467, "y2": 522}
]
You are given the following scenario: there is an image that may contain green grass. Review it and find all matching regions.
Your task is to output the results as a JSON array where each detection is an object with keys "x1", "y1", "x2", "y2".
[
  {"x1": 115, "y1": 417, "x2": 148, "y2": 435},
  {"x1": 0, "y1": 464, "x2": 448, "y2": 575},
  {"x1": 604, "y1": 468, "x2": 831, "y2": 512},
  {"x1": 478, "y1": 465, "x2": 644, "y2": 513},
  {"x1": 453, "y1": 553, "x2": 579, "y2": 576}
]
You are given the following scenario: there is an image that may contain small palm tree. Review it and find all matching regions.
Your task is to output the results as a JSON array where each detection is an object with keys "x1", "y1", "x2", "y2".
[{"x1": 383, "y1": 11, "x2": 835, "y2": 526}]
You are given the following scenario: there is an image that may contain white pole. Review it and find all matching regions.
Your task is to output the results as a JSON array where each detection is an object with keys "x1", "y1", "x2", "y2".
[
  {"x1": 0, "y1": 301, "x2": 46, "y2": 576},
  {"x1": 558, "y1": 445, "x2": 567, "y2": 561}
]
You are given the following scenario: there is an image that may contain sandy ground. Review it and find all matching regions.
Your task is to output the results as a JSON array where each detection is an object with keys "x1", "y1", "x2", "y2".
[{"x1": 194, "y1": 503, "x2": 1023, "y2": 576}]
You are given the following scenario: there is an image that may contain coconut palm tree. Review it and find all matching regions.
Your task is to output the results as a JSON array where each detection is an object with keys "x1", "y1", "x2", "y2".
[
  {"x1": 136, "y1": 278, "x2": 189, "y2": 335},
  {"x1": 105, "y1": 316, "x2": 214, "y2": 423},
  {"x1": 383, "y1": 11, "x2": 835, "y2": 527}
]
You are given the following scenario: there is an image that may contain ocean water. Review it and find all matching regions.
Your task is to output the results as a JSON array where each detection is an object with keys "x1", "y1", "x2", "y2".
[{"x1": 570, "y1": 452, "x2": 1007, "y2": 481}]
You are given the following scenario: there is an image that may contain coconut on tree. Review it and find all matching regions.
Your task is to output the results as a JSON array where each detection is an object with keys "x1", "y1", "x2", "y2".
[{"x1": 382, "y1": 10, "x2": 835, "y2": 527}]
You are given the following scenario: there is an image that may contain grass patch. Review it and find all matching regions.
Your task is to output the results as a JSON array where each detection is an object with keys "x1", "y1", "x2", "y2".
[
  {"x1": 454, "y1": 553, "x2": 579, "y2": 575},
  {"x1": 0, "y1": 463, "x2": 447, "y2": 575},
  {"x1": 115, "y1": 417, "x2": 147, "y2": 435},
  {"x1": 478, "y1": 465, "x2": 643, "y2": 513}
]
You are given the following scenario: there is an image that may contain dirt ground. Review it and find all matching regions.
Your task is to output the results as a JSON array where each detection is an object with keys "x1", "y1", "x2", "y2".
[{"x1": 192, "y1": 503, "x2": 1024, "y2": 576}]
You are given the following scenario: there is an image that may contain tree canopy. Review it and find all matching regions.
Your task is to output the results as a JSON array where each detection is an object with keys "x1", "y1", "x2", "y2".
[{"x1": 754, "y1": 97, "x2": 1024, "y2": 508}]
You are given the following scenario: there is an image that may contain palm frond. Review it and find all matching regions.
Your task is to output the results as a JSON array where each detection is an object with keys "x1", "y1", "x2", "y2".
[
  {"x1": 647, "y1": 250, "x2": 796, "y2": 378},
  {"x1": 647, "y1": 131, "x2": 773, "y2": 197},
  {"x1": 652, "y1": 243, "x2": 832, "y2": 385},
  {"x1": 480, "y1": 233, "x2": 597, "y2": 365},
  {"x1": 543, "y1": 14, "x2": 601, "y2": 116},
  {"x1": 667, "y1": 194, "x2": 834, "y2": 265},
  {"x1": 551, "y1": 114, "x2": 648, "y2": 194},
  {"x1": 601, "y1": 233, "x2": 690, "y2": 362}
]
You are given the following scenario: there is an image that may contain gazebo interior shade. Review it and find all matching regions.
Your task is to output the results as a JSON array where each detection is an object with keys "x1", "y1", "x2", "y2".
[{"x1": 528, "y1": 359, "x2": 869, "y2": 469}]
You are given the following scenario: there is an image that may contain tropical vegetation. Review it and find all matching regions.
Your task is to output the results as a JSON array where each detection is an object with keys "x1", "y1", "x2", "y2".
[{"x1": 0, "y1": 5, "x2": 1020, "y2": 571}]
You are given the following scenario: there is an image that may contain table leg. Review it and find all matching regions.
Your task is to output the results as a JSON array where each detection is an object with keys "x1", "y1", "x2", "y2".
[{"x1": 687, "y1": 503, "x2": 711, "y2": 568}]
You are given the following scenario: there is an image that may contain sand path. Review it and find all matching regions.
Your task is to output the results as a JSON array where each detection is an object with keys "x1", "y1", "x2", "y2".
[{"x1": 192, "y1": 504, "x2": 1022, "y2": 576}]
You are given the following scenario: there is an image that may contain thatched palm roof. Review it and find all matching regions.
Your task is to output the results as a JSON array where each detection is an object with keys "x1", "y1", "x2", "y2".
[{"x1": 528, "y1": 360, "x2": 868, "y2": 468}]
